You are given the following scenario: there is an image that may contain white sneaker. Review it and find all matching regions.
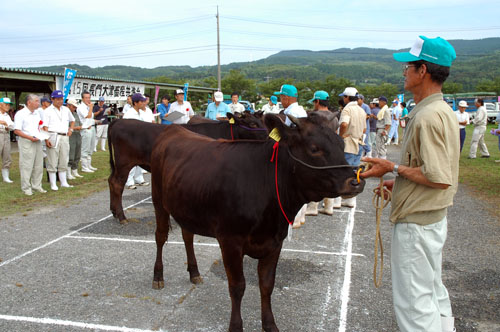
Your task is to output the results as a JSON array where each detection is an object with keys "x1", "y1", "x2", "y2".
[
  {"x1": 137, "y1": 181, "x2": 150, "y2": 186},
  {"x1": 81, "y1": 167, "x2": 94, "y2": 173},
  {"x1": 127, "y1": 185, "x2": 137, "y2": 190}
]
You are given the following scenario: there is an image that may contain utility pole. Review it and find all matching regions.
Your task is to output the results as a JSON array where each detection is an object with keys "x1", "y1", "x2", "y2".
[
  {"x1": 264, "y1": 76, "x2": 272, "y2": 83},
  {"x1": 216, "y1": 6, "x2": 221, "y2": 91}
]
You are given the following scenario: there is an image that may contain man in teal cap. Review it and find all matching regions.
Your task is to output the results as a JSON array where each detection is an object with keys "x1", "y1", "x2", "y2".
[
  {"x1": 361, "y1": 36, "x2": 458, "y2": 332},
  {"x1": 262, "y1": 95, "x2": 280, "y2": 114},
  {"x1": 274, "y1": 84, "x2": 308, "y2": 228}
]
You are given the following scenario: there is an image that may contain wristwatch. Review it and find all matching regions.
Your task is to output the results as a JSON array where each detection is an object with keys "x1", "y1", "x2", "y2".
[{"x1": 393, "y1": 164, "x2": 399, "y2": 176}]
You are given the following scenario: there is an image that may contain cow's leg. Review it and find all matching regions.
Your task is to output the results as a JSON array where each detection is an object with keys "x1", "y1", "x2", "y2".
[
  {"x1": 152, "y1": 207, "x2": 170, "y2": 290},
  {"x1": 181, "y1": 228, "x2": 203, "y2": 284},
  {"x1": 219, "y1": 240, "x2": 245, "y2": 332},
  {"x1": 258, "y1": 245, "x2": 282, "y2": 332},
  {"x1": 108, "y1": 164, "x2": 131, "y2": 224}
]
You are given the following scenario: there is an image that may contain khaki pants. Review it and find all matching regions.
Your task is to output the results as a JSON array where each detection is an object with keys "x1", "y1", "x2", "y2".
[
  {"x1": 69, "y1": 133, "x2": 82, "y2": 170},
  {"x1": 375, "y1": 129, "x2": 388, "y2": 159},
  {"x1": 18, "y1": 137, "x2": 44, "y2": 192},
  {"x1": 0, "y1": 132, "x2": 12, "y2": 169},
  {"x1": 469, "y1": 125, "x2": 489, "y2": 158},
  {"x1": 81, "y1": 127, "x2": 96, "y2": 160},
  {"x1": 46, "y1": 135, "x2": 70, "y2": 172},
  {"x1": 391, "y1": 217, "x2": 452, "y2": 332}
]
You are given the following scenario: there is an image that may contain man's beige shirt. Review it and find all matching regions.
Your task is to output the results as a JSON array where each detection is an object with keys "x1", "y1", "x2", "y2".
[
  {"x1": 339, "y1": 101, "x2": 366, "y2": 154},
  {"x1": 390, "y1": 93, "x2": 459, "y2": 225}
]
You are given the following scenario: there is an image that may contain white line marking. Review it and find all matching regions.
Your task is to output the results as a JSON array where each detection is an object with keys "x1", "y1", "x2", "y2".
[
  {"x1": 65, "y1": 235, "x2": 365, "y2": 257},
  {"x1": 0, "y1": 314, "x2": 161, "y2": 332},
  {"x1": 338, "y1": 204, "x2": 356, "y2": 332},
  {"x1": 317, "y1": 284, "x2": 332, "y2": 331},
  {"x1": 0, "y1": 196, "x2": 152, "y2": 268}
]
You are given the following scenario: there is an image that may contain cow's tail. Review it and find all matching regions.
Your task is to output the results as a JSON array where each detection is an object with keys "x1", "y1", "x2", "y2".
[{"x1": 108, "y1": 120, "x2": 117, "y2": 174}]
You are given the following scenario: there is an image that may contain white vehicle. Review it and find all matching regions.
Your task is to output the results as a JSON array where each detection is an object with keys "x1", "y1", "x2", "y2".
[{"x1": 485, "y1": 102, "x2": 500, "y2": 123}]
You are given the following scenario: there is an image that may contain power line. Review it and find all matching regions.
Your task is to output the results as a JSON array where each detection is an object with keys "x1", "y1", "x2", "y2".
[{"x1": 223, "y1": 15, "x2": 500, "y2": 33}]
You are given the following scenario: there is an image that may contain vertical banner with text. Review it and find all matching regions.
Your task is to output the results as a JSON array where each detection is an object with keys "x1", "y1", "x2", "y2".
[
  {"x1": 63, "y1": 68, "x2": 77, "y2": 101},
  {"x1": 397, "y1": 94, "x2": 404, "y2": 103},
  {"x1": 184, "y1": 83, "x2": 189, "y2": 101}
]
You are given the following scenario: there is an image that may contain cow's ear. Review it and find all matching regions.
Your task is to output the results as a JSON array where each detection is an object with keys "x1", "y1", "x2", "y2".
[
  {"x1": 227, "y1": 112, "x2": 240, "y2": 124},
  {"x1": 254, "y1": 111, "x2": 264, "y2": 119},
  {"x1": 264, "y1": 114, "x2": 290, "y2": 140}
]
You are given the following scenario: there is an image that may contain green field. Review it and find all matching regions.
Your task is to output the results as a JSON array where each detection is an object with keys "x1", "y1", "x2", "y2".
[{"x1": 0, "y1": 125, "x2": 499, "y2": 219}]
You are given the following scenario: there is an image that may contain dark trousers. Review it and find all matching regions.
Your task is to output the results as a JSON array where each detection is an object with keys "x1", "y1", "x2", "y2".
[
  {"x1": 459, "y1": 128, "x2": 466, "y2": 152},
  {"x1": 68, "y1": 134, "x2": 82, "y2": 169}
]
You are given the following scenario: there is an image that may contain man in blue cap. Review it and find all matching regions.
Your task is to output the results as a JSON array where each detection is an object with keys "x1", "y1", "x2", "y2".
[
  {"x1": 262, "y1": 95, "x2": 280, "y2": 114},
  {"x1": 361, "y1": 36, "x2": 458, "y2": 332},
  {"x1": 274, "y1": 84, "x2": 307, "y2": 228},
  {"x1": 274, "y1": 84, "x2": 306, "y2": 127}
]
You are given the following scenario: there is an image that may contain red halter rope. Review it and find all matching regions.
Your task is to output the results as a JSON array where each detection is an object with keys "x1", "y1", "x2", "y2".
[{"x1": 270, "y1": 141, "x2": 293, "y2": 225}]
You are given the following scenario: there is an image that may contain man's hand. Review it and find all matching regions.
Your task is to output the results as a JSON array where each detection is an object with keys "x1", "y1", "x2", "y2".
[
  {"x1": 374, "y1": 179, "x2": 394, "y2": 198},
  {"x1": 45, "y1": 139, "x2": 52, "y2": 148},
  {"x1": 67, "y1": 130, "x2": 72, "y2": 137},
  {"x1": 360, "y1": 157, "x2": 395, "y2": 178},
  {"x1": 31, "y1": 136, "x2": 39, "y2": 142}
]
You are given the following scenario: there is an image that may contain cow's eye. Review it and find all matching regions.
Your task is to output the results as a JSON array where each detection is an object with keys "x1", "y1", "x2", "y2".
[{"x1": 310, "y1": 145, "x2": 320, "y2": 154}]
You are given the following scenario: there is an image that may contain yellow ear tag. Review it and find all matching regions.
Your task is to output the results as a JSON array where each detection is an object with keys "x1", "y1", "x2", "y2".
[
  {"x1": 269, "y1": 128, "x2": 281, "y2": 142},
  {"x1": 229, "y1": 118, "x2": 235, "y2": 124}
]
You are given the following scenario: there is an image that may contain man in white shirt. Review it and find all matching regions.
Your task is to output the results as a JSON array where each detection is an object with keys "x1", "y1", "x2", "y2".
[
  {"x1": 228, "y1": 92, "x2": 245, "y2": 114},
  {"x1": 123, "y1": 93, "x2": 150, "y2": 189},
  {"x1": 13, "y1": 94, "x2": 47, "y2": 195},
  {"x1": 43, "y1": 90, "x2": 75, "y2": 190},
  {"x1": 122, "y1": 95, "x2": 132, "y2": 115},
  {"x1": 0, "y1": 97, "x2": 15, "y2": 183},
  {"x1": 468, "y1": 98, "x2": 490, "y2": 159},
  {"x1": 262, "y1": 95, "x2": 280, "y2": 114},
  {"x1": 168, "y1": 89, "x2": 194, "y2": 124},
  {"x1": 274, "y1": 84, "x2": 308, "y2": 228},
  {"x1": 37, "y1": 97, "x2": 52, "y2": 123},
  {"x1": 77, "y1": 91, "x2": 97, "y2": 172},
  {"x1": 388, "y1": 100, "x2": 401, "y2": 145},
  {"x1": 140, "y1": 94, "x2": 155, "y2": 123},
  {"x1": 455, "y1": 100, "x2": 470, "y2": 153}
]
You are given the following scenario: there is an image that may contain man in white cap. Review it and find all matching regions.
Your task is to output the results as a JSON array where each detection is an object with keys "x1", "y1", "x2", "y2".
[
  {"x1": 455, "y1": 100, "x2": 470, "y2": 152},
  {"x1": 468, "y1": 98, "x2": 490, "y2": 159},
  {"x1": 77, "y1": 91, "x2": 97, "y2": 172},
  {"x1": 13, "y1": 94, "x2": 47, "y2": 195},
  {"x1": 167, "y1": 89, "x2": 194, "y2": 124},
  {"x1": 338, "y1": 87, "x2": 366, "y2": 208},
  {"x1": 123, "y1": 93, "x2": 150, "y2": 189},
  {"x1": 205, "y1": 91, "x2": 230, "y2": 120},
  {"x1": 0, "y1": 97, "x2": 15, "y2": 183},
  {"x1": 43, "y1": 90, "x2": 75, "y2": 190},
  {"x1": 362, "y1": 36, "x2": 459, "y2": 332}
]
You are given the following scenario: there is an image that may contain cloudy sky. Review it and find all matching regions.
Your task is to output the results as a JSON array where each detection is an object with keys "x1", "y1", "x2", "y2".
[{"x1": 1, "y1": 0, "x2": 499, "y2": 69}]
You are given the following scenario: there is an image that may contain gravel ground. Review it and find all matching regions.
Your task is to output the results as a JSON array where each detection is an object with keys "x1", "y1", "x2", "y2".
[{"x1": 0, "y1": 145, "x2": 498, "y2": 332}]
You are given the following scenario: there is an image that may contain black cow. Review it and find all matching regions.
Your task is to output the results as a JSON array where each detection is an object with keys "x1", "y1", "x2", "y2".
[
  {"x1": 150, "y1": 113, "x2": 365, "y2": 331},
  {"x1": 108, "y1": 113, "x2": 267, "y2": 223}
]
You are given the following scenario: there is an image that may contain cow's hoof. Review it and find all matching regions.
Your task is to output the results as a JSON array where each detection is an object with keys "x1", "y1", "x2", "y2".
[
  {"x1": 152, "y1": 280, "x2": 164, "y2": 289},
  {"x1": 262, "y1": 325, "x2": 279, "y2": 332},
  {"x1": 119, "y1": 219, "x2": 128, "y2": 225},
  {"x1": 190, "y1": 276, "x2": 203, "y2": 285}
]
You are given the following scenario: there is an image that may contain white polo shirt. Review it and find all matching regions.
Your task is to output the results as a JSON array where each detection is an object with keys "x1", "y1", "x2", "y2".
[
  {"x1": 283, "y1": 102, "x2": 307, "y2": 127},
  {"x1": 14, "y1": 107, "x2": 43, "y2": 137},
  {"x1": 76, "y1": 103, "x2": 95, "y2": 129},
  {"x1": 228, "y1": 102, "x2": 245, "y2": 114},
  {"x1": 140, "y1": 106, "x2": 155, "y2": 123},
  {"x1": 123, "y1": 107, "x2": 141, "y2": 120},
  {"x1": 0, "y1": 112, "x2": 14, "y2": 132},
  {"x1": 455, "y1": 111, "x2": 470, "y2": 129},
  {"x1": 43, "y1": 104, "x2": 75, "y2": 134},
  {"x1": 168, "y1": 101, "x2": 194, "y2": 124}
]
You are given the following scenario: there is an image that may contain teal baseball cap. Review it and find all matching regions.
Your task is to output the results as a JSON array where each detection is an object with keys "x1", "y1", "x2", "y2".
[
  {"x1": 274, "y1": 84, "x2": 298, "y2": 98},
  {"x1": 308, "y1": 90, "x2": 329, "y2": 103},
  {"x1": 393, "y1": 36, "x2": 456, "y2": 67},
  {"x1": 270, "y1": 95, "x2": 278, "y2": 104},
  {"x1": 0, "y1": 97, "x2": 13, "y2": 104}
]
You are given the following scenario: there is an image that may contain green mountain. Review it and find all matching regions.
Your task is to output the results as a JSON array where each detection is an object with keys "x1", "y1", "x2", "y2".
[{"x1": 26, "y1": 38, "x2": 500, "y2": 92}]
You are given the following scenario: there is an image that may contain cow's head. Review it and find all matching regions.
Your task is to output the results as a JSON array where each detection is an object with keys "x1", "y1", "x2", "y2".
[
  {"x1": 264, "y1": 113, "x2": 364, "y2": 202},
  {"x1": 227, "y1": 112, "x2": 268, "y2": 140}
]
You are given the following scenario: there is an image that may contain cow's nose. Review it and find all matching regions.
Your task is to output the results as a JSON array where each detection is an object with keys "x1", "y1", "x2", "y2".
[{"x1": 350, "y1": 179, "x2": 360, "y2": 187}]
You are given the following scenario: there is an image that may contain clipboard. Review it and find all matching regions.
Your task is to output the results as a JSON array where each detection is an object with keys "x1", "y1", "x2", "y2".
[{"x1": 164, "y1": 111, "x2": 185, "y2": 122}]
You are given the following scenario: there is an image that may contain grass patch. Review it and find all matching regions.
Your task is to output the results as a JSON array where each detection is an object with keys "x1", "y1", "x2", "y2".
[
  {"x1": 0, "y1": 149, "x2": 112, "y2": 218},
  {"x1": 458, "y1": 124, "x2": 500, "y2": 218}
]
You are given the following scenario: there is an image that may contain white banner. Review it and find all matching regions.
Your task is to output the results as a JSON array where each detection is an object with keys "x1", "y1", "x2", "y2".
[{"x1": 67, "y1": 78, "x2": 145, "y2": 102}]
